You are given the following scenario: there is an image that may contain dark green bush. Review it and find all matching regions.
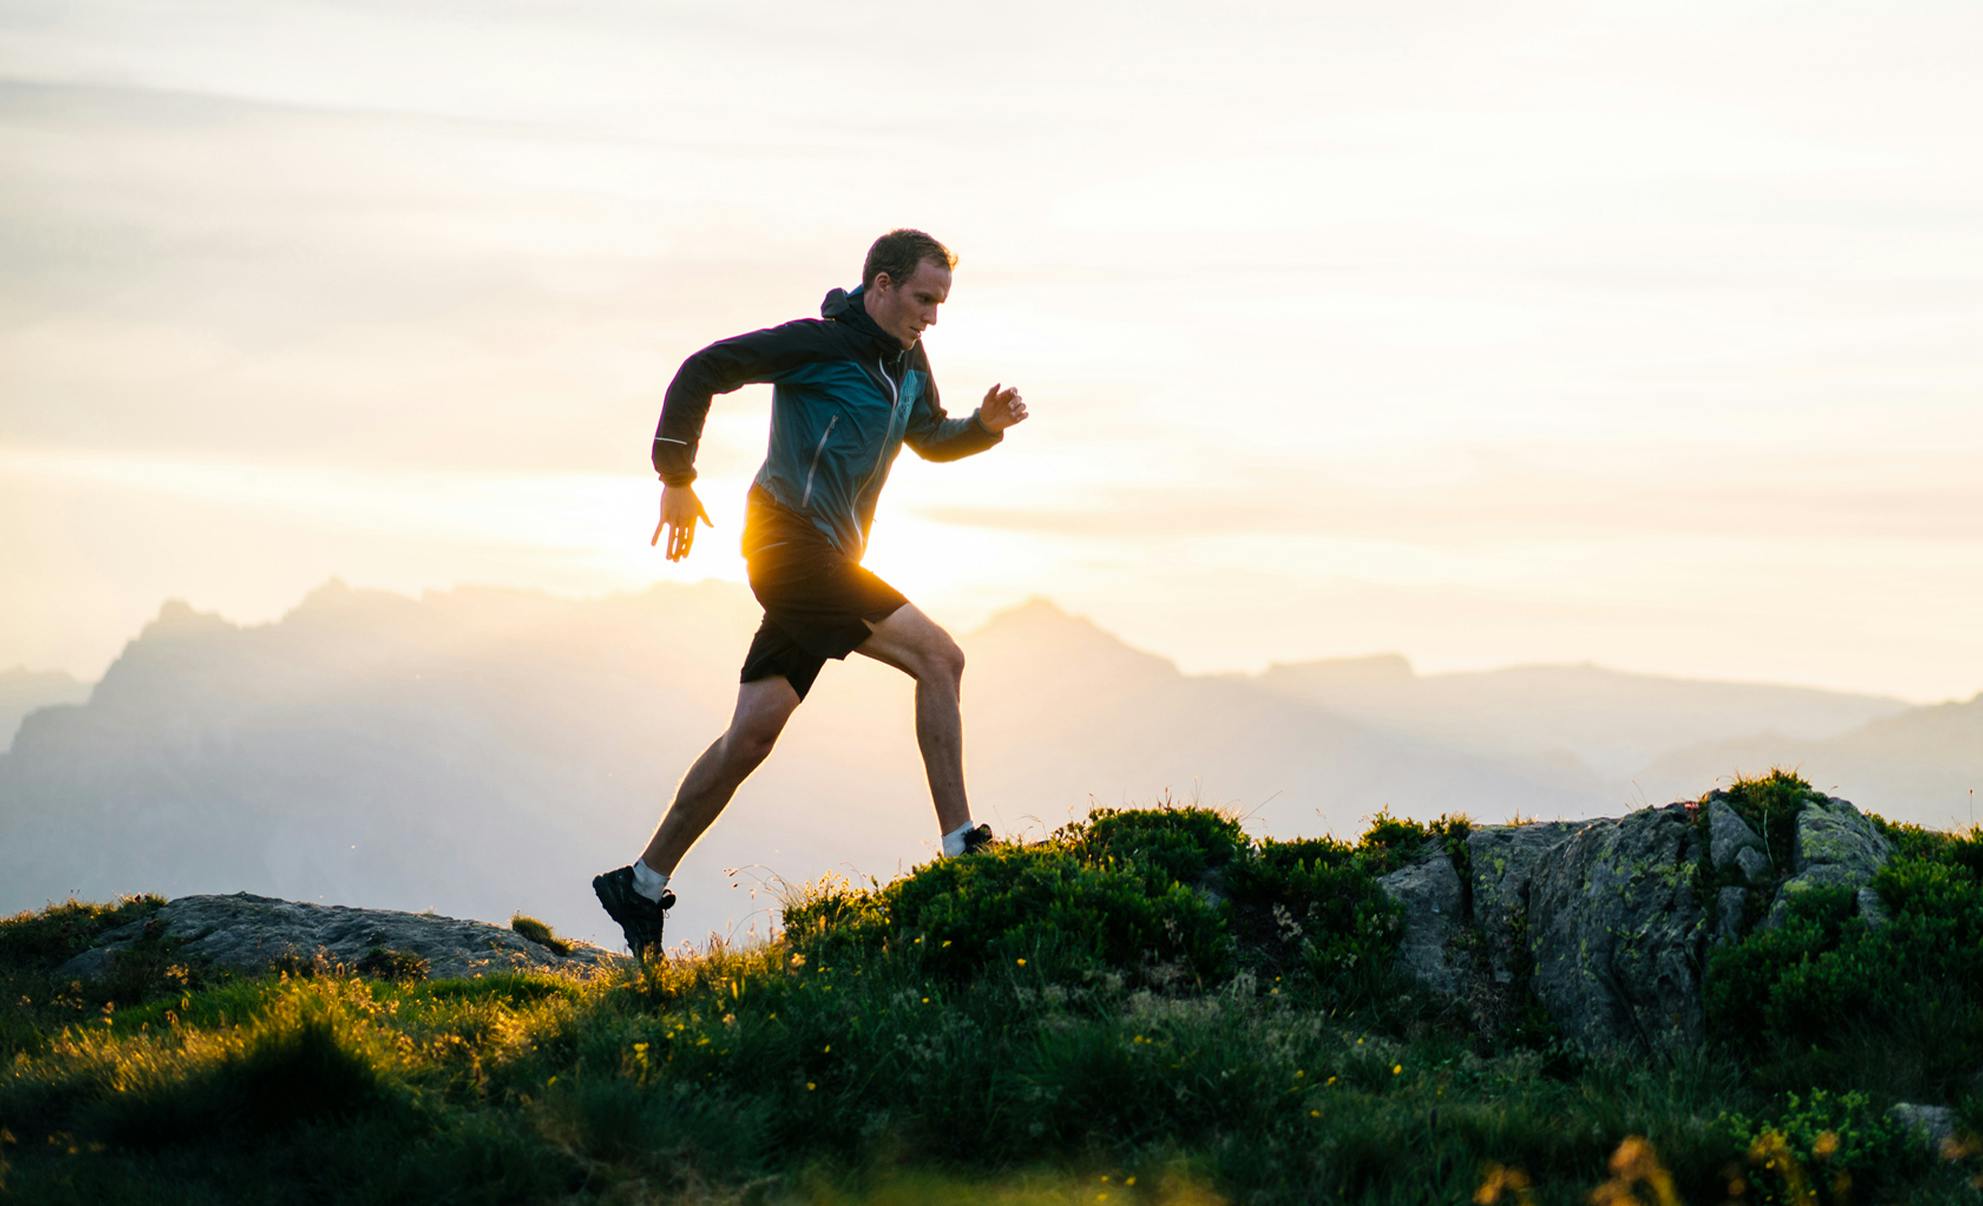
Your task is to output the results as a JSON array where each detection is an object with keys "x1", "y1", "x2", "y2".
[
  {"x1": 1708, "y1": 848, "x2": 1983, "y2": 1100},
  {"x1": 1050, "y1": 804, "x2": 1250, "y2": 887},
  {"x1": 1225, "y1": 836, "x2": 1403, "y2": 996},
  {"x1": 784, "y1": 806, "x2": 1408, "y2": 1001},
  {"x1": 1719, "y1": 1088, "x2": 1916, "y2": 1203},
  {"x1": 0, "y1": 895, "x2": 164, "y2": 966},
  {"x1": 1349, "y1": 808, "x2": 1472, "y2": 878},
  {"x1": 785, "y1": 845, "x2": 1233, "y2": 986},
  {"x1": 1352, "y1": 807, "x2": 1432, "y2": 876},
  {"x1": 1710, "y1": 768, "x2": 1818, "y2": 871}
]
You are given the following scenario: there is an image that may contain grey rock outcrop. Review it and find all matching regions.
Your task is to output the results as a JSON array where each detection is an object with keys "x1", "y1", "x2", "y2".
[
  {"x1": 1712, "y1": 886, "x2": 1748, "y2": 946},
  {"x1": 1466, "y1": 822, "x2": 1584, "y2": 984},
  {"x1": 1705, "y1": 799, "x2": 1764, "y2": 868},
  {"x1": 1373, "y1": 793, "x2": 1900, "y2": 1054},
  {"x1": 1734, "y1": 845, "x2": 1772, "y2": 885},
  {"x1": 1375, "y1": 840, "x2": 1464, "y2": 998},
  {"x1": 1855, "y1": 885, "x2": 1891, "y2": 931},
  {"x1": 56, "y1": 892, "x2": 619, "y2": 982},
  {"x1": 1767, "y1": 796, "x2": 1894, "y2": 927},
  {"x1": 1527, "y1": 804, "x2": 1706, "y2": 1051}
]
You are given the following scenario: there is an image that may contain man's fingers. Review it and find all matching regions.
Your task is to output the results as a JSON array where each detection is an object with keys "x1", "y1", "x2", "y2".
[{"x1": 652, "y1": 517, "x2": 665, "y2": 547}]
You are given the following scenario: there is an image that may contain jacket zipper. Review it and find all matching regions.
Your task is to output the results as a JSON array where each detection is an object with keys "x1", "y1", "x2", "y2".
[
  {"x1": 850, "y1": 357, "x2": 905, "y2": 547},
  {"x1": 801, "y1": 414, "x2": 839, "y2": 507}
]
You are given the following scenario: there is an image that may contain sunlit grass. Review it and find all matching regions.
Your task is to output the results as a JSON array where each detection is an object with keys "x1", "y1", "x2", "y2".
[{"x1": 3, "y1": 795, "x2": 1980, "y2": 1203}]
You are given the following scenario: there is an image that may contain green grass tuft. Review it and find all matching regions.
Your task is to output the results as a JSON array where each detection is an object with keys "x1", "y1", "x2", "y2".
[{"x1": 508, "y1": 912, "x2": 572, "y2": 955}]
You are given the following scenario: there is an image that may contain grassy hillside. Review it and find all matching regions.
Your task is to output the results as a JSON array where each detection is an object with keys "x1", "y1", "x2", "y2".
[{"x1": 3, "y1": 773, "x2": 1981, "y2": 1204}]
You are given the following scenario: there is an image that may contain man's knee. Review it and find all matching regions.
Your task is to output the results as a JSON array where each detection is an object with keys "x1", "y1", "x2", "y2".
[
  {"x1": 919, "y1": 634, "x2": 965, "y2": 686},
  {"x1": 726, "y1": 720, "x2": 782, "y2": 767},
  {"x1": 726, "y1": 680, "x2": 798, "y2": 765},
  {"x1": 857, "y1": 603, "x2": 964, "y2": 684}
]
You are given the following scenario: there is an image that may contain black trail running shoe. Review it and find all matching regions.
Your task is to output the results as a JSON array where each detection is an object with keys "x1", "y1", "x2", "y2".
[
  {"x1": 958, "y1": 823, "x2": 996, "y2": 855},
  {"x1": 592, "y1": 866, "x2": 674, "y2": 962}
]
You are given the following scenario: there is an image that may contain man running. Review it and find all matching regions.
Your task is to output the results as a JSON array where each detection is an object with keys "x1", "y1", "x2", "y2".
[{"x1": 593, "y1": 229, "x2": 1030, "y2": 960}]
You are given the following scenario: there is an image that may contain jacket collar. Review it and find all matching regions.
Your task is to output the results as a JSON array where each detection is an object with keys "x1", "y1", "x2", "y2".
[{"x1": 821, "y1": 284, "x2": 910, "y2": 366}]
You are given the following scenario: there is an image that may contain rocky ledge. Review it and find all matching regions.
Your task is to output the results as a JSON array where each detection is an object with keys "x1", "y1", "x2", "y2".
[
  {"x1": 57, "y1": 892, "x2": 620, "y2": 982},
  {"x1": 1377, "y1": 791, "x2": 1893, "y2": 1053}
]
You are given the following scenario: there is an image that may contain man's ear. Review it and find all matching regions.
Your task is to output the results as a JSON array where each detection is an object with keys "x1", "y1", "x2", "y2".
[{"x1": 870, "y1": 272, "x2": 892, "y2": 294}]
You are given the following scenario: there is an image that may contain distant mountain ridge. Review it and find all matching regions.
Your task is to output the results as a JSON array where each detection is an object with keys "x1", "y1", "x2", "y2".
[
  {"x1": 2, "y1": 579, "x2": 1975, "y2": 951},
  {"x1": 1246, "y1": 652, "x2": 1911, "y2": 785},
  {"x1": 0, "y1": 665, "x2": 91, "y2": 752}
]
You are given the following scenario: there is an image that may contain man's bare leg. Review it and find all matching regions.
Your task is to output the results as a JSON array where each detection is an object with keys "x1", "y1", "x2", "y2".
[
  {"x1": 853, "y1": 603, "x2": 971, "y2": 836},
  {"x1": 639, "y1": 675, "x2": 802, "y2": 875}
]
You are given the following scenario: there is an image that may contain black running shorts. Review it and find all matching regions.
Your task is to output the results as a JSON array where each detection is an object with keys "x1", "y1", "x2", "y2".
[{"x1": 738, "y1": 486, "x2": 908, "y2": 700}]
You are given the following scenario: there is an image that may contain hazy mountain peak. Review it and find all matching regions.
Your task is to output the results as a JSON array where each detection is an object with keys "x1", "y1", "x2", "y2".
[
  {"x1": 976, "y1": 595, "x2": 1078, "y2": 629},
  {"x1": 143, "y1": 598, "x2": 235, "y2": 639},
  {"x1": 290, "y1": 576, "x2": 417, "y2": 616},
  {"x1": 966, "y1": 597, "x2": 1179, "y2": 681},
  {"x1": 970, "y1": 597, "x2": 1133, "y2": 648},
  {"x1": 299, "y1": 575, "x2": 353, "y2": 603}
]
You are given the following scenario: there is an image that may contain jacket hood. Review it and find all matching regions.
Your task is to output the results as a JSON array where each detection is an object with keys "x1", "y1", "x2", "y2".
[{"x1": 821, "y1": 285, "x2": 907, "y2": 360}]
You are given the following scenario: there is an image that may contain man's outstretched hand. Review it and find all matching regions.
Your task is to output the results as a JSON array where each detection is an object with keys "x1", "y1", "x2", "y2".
[
  {"x1": 652, "y1": 484, "x2": 714, "y2": 562},
  {"x1": 979, "y1": 383, "x2": 1029, "y2": 432}
]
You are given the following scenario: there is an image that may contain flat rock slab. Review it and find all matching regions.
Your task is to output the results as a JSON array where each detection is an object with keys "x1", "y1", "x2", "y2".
[{"x1": 57, "y1": 892, "x2": 621, "y2": 982}]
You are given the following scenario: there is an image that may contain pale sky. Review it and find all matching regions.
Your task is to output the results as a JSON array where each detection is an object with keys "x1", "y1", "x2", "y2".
[{"x1": 3, "y1": 1, "x2": 1981, "y2": 702}]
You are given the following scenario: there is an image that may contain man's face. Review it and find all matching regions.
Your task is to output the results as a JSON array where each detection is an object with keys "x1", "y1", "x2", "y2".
[{"x1": 867, "y1": 258, "x2": 951, "y2": 349}]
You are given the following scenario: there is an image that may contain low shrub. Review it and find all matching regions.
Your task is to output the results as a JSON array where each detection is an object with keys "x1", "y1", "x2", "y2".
[
  {"x1": 1224, "y1": 838, "x2": 1403, "y2": 996},
  {"x1": 1049, "y1": 803, "x2": 1250, "y2": 887},
  {"x1": 785, "y1": 846, "x2": 1233, "y2": 987},
  {"x1": 1709, "y1": 768, "x2": 1818, "y2": 871},
  {"x1": 1719, "y1": 1088, "x2": 1916, "y2": 1204},
  {"x1": 1708, "y1": 851, "x2": 1983, "y2": 1100},
  {"x1": 0, "y1": 895, "x2": 164, "y2": 967},
  {"x1": 1348, "y1": 808, "x2": 1472, "y2": 878}
]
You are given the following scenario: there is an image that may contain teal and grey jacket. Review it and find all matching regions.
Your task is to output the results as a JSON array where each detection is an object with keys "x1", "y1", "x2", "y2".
[{"x1": 651, "y1": 284, "x2": 1003, "y2": 559}]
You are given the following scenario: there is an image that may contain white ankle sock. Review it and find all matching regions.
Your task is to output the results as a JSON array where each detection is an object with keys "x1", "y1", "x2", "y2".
[
  {"x1": 941, "y1": 821, "x2": 977, "y2": 858},
  {"x1": 631, "y1": 858, "x2": 671, "y2": 902}
]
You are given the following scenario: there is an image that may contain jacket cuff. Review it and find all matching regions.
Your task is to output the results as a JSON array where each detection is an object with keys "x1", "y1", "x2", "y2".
[{"x1": 972, "y1": 409, "x2": 1004, "y2": 440}]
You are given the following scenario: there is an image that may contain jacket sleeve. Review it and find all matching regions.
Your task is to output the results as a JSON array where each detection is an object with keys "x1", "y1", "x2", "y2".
[
  {"x1": 652, "y1": 321, "x2": 836, "y2": 486},
  {"x1": 902, "y1": 344, "x2": 1003, "y2": 463}
]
